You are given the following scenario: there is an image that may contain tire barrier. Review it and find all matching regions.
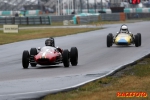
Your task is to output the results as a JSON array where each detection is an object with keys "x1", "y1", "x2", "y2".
[
  {"x1": 0, "y1": 16, "x2": 51, "y2": 25},
  {"x1": 126, "y1": 13, "x2": 150, "y2": 19},
  {"x1": 124, "y1": 8, "x2": 150, "y2": 13},
  {"x1": 0, "y1": 10, "x2": 41, "y2": 17},
  {"x1": 73, "y1": 13, "x2": 100, "y2": 24}
]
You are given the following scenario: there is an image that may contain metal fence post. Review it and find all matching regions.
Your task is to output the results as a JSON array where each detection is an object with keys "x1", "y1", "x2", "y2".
[{"x1": 48, "y1": 16, "x2": 51, "y2": 25}]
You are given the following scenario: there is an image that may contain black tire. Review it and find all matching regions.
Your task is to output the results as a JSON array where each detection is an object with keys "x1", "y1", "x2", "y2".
[
  {"x1": 109, "y1": 33, "x2": 113, "y2": 39},
  {"x1": 30, "y1": 48, "x2": 37, "y2": 67},
  {"x1": 70, "y1": 47, "x2": 78, "y2": 66},
  {"x1": 22, "y1": 50, "x2": 29, "y2": 69},
  {"x1": 107, "y1": 34, "x2": 112, "y2": 47},
  {"x1": 134, "y1": 35, "x2": 139, "y2": 47},
  {"x1": 109, "y1": 33, "x2": 113, "y2": 45},
  {"x1": 137, "y1": 33, "x2": 141, "y2": 46},
  {"x1": 62, "y1": 49, "x2": 70, "y2": 67}
]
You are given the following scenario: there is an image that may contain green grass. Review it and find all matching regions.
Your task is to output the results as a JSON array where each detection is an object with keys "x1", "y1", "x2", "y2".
[{"x1": 42, "y1": 56, "x2": 150, "y2": 100}]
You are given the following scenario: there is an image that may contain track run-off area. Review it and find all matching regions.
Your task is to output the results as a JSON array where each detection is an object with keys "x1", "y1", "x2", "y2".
[{"x1": 0, "y1": 21, "x2": 150, "y2": 100}]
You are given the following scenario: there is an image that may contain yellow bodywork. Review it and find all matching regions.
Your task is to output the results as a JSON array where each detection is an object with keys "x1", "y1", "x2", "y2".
[{"x1": 115, "y1": 33, "x2": 132, "y2": 45}]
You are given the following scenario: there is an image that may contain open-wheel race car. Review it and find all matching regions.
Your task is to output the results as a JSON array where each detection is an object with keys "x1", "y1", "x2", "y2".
[
  {"x1": 107, "y1": 24, "x2": 141, "y2": 47},
  {"x1": 22, "y1": 37, "x2": 78, "y2": 69}
]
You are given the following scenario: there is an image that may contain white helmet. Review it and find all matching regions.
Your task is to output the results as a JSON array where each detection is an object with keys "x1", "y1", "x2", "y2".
[{"x1": 121, "y1": 25, "x2": 128, "y2": 31}]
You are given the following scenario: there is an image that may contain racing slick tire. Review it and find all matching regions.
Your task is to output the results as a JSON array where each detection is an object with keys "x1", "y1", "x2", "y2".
[
  {"x1": 70, "y1": 47, "x2": 78, "y2": 66},
  {"x1": 137, "y1": 33, "x2": 141, "y2": 46},
  {"x1": 62, "y1": 49, "x2": 70, "y2": 67},
  {"x1": 134, "y1": 35, "x2": 139, "y2": 47},
  {"x1": 22, "y1": 50, "x2": 29, "y2": 69},
  {"x1": 30, "y1": 48, "x2": 37, "y2": 67},
  {"x1": 107, "y1": 34, "x2": 113, "y2": 47},
  {"x1": 109, "y1": 33, "x2": 113, "y2": 45}
]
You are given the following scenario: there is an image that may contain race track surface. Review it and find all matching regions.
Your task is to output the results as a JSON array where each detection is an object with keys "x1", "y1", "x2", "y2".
[{"x1": 0, "y1": 21, "x2": 150, "y2": 100}]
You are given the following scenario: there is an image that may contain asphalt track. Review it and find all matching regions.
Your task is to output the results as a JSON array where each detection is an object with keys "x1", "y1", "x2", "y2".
[{"x1": 0, "y1": 21, "x2": 150, "y2": 100}]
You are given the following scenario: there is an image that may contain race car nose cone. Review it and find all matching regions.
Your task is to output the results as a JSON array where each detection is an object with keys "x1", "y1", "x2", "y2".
[
  {"x1": 118, "y1": 39, "x2": 127, "y2": 43},
  {"x1": 118, "y1": 39, "x2": 128, "y2": 45},
  {"x1": 49, "y1": 56, "x2": 54, "y2": 60}
]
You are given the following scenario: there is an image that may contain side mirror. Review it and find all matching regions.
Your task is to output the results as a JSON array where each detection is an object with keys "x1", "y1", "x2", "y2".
[
  {"x1": 129, "y1": 32, "x2": 132, "y2": 34},
  {"x1": 116, "y1": 32, "x2": 119, "y2": 34},
  {"x1": 37, "y1": 47, "x2": 41, "y2": 51},
  {"x1": 56, "y1": 46, "x2": 62, "y2": 53}
]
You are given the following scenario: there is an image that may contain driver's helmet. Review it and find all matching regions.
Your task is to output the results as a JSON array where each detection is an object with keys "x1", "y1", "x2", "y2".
[
  {"x1": 45, "y1": 38, "x2": 53, "y2": 46},
  {"x1": 121, "y1": 25, "x2": 128, "y2": 33}
]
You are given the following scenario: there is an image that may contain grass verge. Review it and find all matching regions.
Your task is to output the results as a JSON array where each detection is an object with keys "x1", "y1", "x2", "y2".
[
  {"x1": 0, "y1": 28, "x2": 100, "y2": 45},
  {"x1": 42, "y1": 56, "x2": 150, "y2": 100},
  {"x1": 0, "y1": 19, "x2": 144, "y2": 45}
]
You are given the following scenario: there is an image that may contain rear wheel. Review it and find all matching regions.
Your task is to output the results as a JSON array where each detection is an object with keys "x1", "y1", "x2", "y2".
[
  {"x1": 137, "y1": 33, "x2": 141, "y2": 46},
  {"x1": 70, "y1": 47, "x2": 78, "y2": 66},
  {"x1": 107, "y1": 34, "x2": 112, "y2": 47},
  {"x1": 134, "y1": 35, "x2": 139, "y2": 47},
  {"x1": 109, "y1": 33, "x2": 113, "y2": 39},
  {"x1": 62, "y1": 49, "x2": 70, "y2": 67},
  {"x1": 22, "y1": 50, "x2": 29, "y2": 69},
  {"x1": 30, "y1": 48, "x2": 37, "y2": 67}
]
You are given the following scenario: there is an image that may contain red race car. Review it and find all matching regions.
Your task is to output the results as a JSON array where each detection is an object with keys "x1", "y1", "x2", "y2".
[{"x1": 22, "y1": 38, "x2": 78, "y2": 69}]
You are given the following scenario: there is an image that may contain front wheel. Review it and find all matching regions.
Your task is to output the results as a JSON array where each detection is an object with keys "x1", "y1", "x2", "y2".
[
  {"x1": 22, "y1": 50, "x2": 29, "y2": 69},
  {"x1": 70, "y1": 47, "x2": 78, "y2": 66},
  {"x1": 107, "y1": 34, "x2": 113, "y2": 47},
  {"x1": 30, "y1": 48, "x2": 37, "y2": 67},
  {"x1": 62, "y1": 49, "x2": 70, "y2": 67}
]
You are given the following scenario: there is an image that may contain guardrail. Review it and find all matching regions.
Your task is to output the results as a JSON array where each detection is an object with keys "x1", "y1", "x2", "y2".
[
  {"x1": 51, "y1": 15, "x2": 74, "y2": 22},
  {"x1": 73, "y1": 12, "x2": 150, "y2": 25},
  {"x1": 0, "y1": 12, "x2": 150, "y2": 25},
  {"x1": 101, "y1": 13, "x2": 126, "y2": 21},
  {"x1": 126, "y1": 13, "x2": 150, "y2": 19},
  {"x1": 75, "y1": 13, "x2": 126, "y2": 24},
  {"x1": 0, "y1": 16, "x2": 51, "y2": 25}
]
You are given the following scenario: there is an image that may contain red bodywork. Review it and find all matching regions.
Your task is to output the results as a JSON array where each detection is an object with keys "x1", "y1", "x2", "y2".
[{"x1": 34, "y1": 46, "x2": 62, "y2": 65}]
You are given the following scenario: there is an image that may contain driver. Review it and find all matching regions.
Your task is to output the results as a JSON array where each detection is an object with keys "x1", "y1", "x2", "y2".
[
  {"x1": 45, "y1": 38, "x2": 54, "y2": 47},
  {"x1": 45, "y1": 38, "x2": 62, "y2": 53},
  {"x1": 120, "y1": 25, "x2": 129, "y2": 34}
]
